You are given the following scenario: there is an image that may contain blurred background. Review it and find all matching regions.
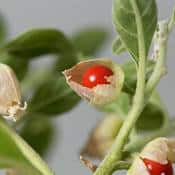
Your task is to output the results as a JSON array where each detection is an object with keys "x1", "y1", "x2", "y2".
[{"x1": 0, "y1": 0, "x2": 175, "y2": 174}]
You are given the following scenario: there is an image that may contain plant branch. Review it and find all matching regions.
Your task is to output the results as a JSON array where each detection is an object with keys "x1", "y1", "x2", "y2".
[
  {"x1": 112, "y1": 161, "x2": 131, "y2": 171},
  {"x1": 124, "y1": 108, "x2": 171, "y2": 152},
  {"x1": 126, "y1": 20, "x2": 173, "y2": 155},
  {"x1": 168, "y1": 8, "x2": 175, "y2": 33},
  {"x1": 94, "y1": 0, "x2": 146, "y2": 174},
  {"x1": 146, "y1": 21, "x2": 169, "y2": 97}
]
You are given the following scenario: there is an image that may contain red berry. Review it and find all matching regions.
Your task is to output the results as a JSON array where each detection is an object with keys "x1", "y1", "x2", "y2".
[
  {"x1": 82, "y1": 64, "x2": 113, "y2": 88},
  {"x1": 143, "y1": 158, "x2": 173, "y2": 175}
]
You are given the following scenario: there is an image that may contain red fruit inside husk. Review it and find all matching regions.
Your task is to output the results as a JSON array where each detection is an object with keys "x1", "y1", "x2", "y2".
[
  {"x1": 143, "y1": 158, "x2": 173, "y2": 175},
  {"x1": 82, "y1": 64, "x2": 113, "y2": 88}
]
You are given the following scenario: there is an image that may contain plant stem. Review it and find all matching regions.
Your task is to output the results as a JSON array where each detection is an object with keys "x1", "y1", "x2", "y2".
[
  {"x1": 145, "y1": 21, "x2": 169, "y2": 97},
  {"x1": 125, "y1": 21, "x2": 172, "y2": 154},
  {"x1": 168, "y1": 8, "x2": 175, "y2": 33},
  {"x1": 94, "y1": 0, "x2": 146, "y2": 174},
  {"x1": 112, "y1": 161, "x2": 131, "y2": 171},
  {"x1": 124, "y1": 110, "x2": 170, "y2": 152}
]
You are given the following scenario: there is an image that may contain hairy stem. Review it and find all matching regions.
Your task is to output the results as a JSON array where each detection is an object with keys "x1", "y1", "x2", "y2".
[
  {"x1": 146, "y1": 21, "x2": 169, "y2": 97},
  {"x1": 124, "y1": 21, "x2": 171, "y2": 154},
  {"x1": 112, "y1": 161, "x2": 131, "y2": 171},
  {"x1": 124, "y1": 109, "x2": 170, "y2": 152},
  {"x1": 94, "y1": 0, "x2": 146, "y2": 174}
]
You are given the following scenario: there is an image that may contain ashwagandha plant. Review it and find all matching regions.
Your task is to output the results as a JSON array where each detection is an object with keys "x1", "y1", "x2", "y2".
[{"x1": 0, "y1": 0, "x2": 175, "y2": 175}]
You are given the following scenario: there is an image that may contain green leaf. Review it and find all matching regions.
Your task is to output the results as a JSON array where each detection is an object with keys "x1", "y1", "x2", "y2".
[
  {"x1": 100, "y1": 93, "x2": 131, "y2": 117},
  {"x1": 113, "y1": 0, "x2": 157, "y2": 62},
  {"x1": 21, "y1": 69, "x2": 53, "y2": 97},
  {"x1": 0, "y1": 13, "x2": 7, "y2": 44},
  {"x1": 136, "y1": 92, "x2": 166, "y2": 132},
  {"x1": 112, "y1": 37, "x2": 126, "y2": 55},
  {"x1": 122, "y1": 60, "x2": 155, "y2": 94},
  {"x1": 0, "y1": 52, "x2": 29, "y2": 80},
  {"x1": 55, "y1": 53, "x2": 78, "y2": 72},
  {"x1": 21, "y1": 116, "x2": 54, "y2": 156},
  {"x1": 101, "y1": 91, "x2": 166, "y2": 132},
  {"x1": 28, "y1": 76, "x2": 80, "y2": 116},
  {"x1": 55, "y1": 27, "x2": 108, "y2": 72},
  {"x1": 0, "y1": 119, "x2": 53, "y2": 175},
  {"x1": 71, "y1": 27, "x2": 107, "y2": 56},
  {"x1": 99, "y1": 60, "x2": 155, "y2": 116},
  {"x1": 4, "y1": 28, "x2": 75, "y2": 59},
  {"x1": 136, "y1": 104, "x2": 163, "y2": 131},
  {"x1": 168, "y1": 7, "x2": 175, "y2": 32},
  {"x1": 124, "y1": 91, "x2": 171, "y2": 153}
]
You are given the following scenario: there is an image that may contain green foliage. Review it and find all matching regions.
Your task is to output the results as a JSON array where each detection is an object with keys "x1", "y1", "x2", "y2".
[
  {"x1": 53, "y1": 27, "x2": 108, "y2": 74},
  {"x1": 122, "y1": 60, "x2": 154, "y2": 94},
  {"x1": 55, "y1": 27, "x2": 108, "y2": 72},
  {"x1": 0, "y1": 52, "x2": 28, "y2": 80},
  {"x1": 136, "y1": 103, "x2": 164, "y2": 131},
  {"x1": 113, "y1": 0, "x2": 157, "y2": 62},
  {"x1": 4, "y1": 29, "x2": 75, "y2": 59},
  {"x1": 0, "y1": 119, "x2": 53, "y2": 175},
  {"x1": 168, "y1": 8, "x2": 175, "y2": 31},
  {"x1": 55, "y1": 53, "x2": 78, "y2": 72},
  {"x1": 0, "y1": 15, "x2": 28, "y2": 81},
  {"x1": 0, "y1": 1, "x2": 173, "y2": 174},
  {"x1": 101, "y1": 93, "x2": 130, "y2": 117},
  {"x1": 112, "y1": 37, "x2": 126, "y2": 55},
  {"x1": 71, "y1": 27, "x2": 108, "y2": 56},
  {"x1": 21, "y1": 116, "x2": 54, "y2": 156},
  {"x1": 0, "y1": 17, "x2": 108, "y2": 174},
  {"x1": 0, "y1": 13, "x2": 7, "y2": 44},
  {"x1": 28, "y1": 76, "x2": 80, "y2": 116},
  {"x1": 101, "y1": 90, "x2": 166, "y2": 133},
  {"x1": 136, "y1": 92, "x2": 165, "y2": 132}
]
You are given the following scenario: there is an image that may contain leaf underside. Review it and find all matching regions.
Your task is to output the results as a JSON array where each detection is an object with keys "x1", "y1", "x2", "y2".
[
  {"x1": 0, "y1": 119, "x2": 53, "y2": 175},
  {"x1": 113, "y1": 0, "x2": 157, "y2": 62}
]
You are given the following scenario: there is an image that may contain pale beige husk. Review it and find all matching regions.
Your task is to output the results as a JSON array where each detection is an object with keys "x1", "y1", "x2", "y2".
[
  {"x1": 127, "y1": 137, "x2": 175, "y2": 175},
  {"x1": 6, "y1": 169, "x2": 19, "y2": 175},
  {"x1": 81, "y1": 114, "x2": 123, "y2": 159},
  {"x1": 0, "y1": 64, "x2": 27, "y2": 121},
  {"x1": 63, "y1": 58, "x2": 124, "y2": 106}
]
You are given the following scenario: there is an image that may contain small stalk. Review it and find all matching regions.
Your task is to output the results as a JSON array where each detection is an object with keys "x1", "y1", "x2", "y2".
[
  {"x1": 94, "y1": 0, "x2": 146, "y2": 174},
  {"x1": 94, "y1": 19, "x2": 173, "y2": 175},
  {"x1": 146, "y1": 21, "x2": 169, "y2": 97}
]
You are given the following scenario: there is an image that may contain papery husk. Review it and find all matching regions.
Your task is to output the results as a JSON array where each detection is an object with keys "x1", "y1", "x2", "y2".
[
  {"x1": 0, "y1": 64, "x2": 27, "y2": 121},
  {"x1": 127, "y1": 137, "x2": 175, "y2": 175},
  {"x1": 6, "y1": 169, "x2": 18, "y2": 175},
  {"x1": 63, "y1": 58, "x2": 124, "y2": 106},
  {"x1": 81, "y1": 114, "x2": 123, "y2": 159}
]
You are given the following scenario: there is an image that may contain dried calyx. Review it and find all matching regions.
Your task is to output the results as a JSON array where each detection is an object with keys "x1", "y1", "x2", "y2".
[
  {"x1": 63, "y1": 58, "x2": 124, "y2": 106},
  {"x1": 128, "y1": 137, "x2": 175, "y2": 175},
  {"x1": 0, "y1": 64, "x2": 27, "y2": 121},
  {"x1": 6, "y1": 169, "x2": 18, "y2": 175},
  {"x1": 81, "y1": 114, "x2": 123, "y2": 159}
]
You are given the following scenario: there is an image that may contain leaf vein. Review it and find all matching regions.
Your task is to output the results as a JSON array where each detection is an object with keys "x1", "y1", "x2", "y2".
[
  {"x1": 145, "y1": 15, "x2": 157, "y2": 32},
  {"x1": 115, "y1": 19, "x2": 137, "y2": 38},
  {"x1": 141, "y1": 0, "x2": 153, "y2": 17},
  {"x1": 120, "y1": 3, "x2": 134, "y2": 15}
]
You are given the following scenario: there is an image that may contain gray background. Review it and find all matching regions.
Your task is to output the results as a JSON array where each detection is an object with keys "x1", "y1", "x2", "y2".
[{"x1": 0, "y1": 0, "x2": 175, "y2": 174}]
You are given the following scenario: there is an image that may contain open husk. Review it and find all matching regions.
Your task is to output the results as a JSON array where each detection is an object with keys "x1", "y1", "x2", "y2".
[
  {"x1": 127, "y1": 137, "x2": 175, "y2": 175},
  {"x1": 0, "y1": 64, "x2": 27, "y2": 121},
  {"x1": 63, "y1": 58, "x2": 124, "y2": 106},
  {"x1": 6, "y1": 169, "x2": 18, "y2": 175},
  {"x1": 81, "y1": 114, "x2": 123, "y2": 159}
]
